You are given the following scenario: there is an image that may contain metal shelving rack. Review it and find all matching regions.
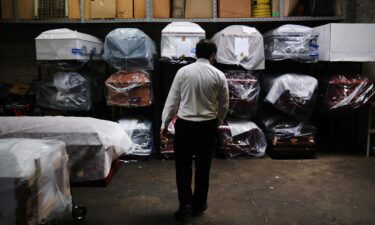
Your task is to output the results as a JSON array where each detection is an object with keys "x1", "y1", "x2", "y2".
[{"x1": 0, "y1": 0, "x2": 346, "y2": 23}]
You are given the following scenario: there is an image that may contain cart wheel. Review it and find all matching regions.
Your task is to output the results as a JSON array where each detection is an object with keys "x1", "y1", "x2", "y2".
[{"x1": 72, "y1": 204, "x2": 87, "y2": 221}]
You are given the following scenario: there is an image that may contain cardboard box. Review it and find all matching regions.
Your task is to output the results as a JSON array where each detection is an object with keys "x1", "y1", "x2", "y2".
[
  {"x1": 90, "y1": 0, "x2": 116, "y2": 19},
  {"x1": 281, "y1": 0, "x2": 298, "y2": 16},
  {"x1": 68, "y1": 0, "x2": 81, "y2": 19},
  {"x1": 117, "y1": 0, "x2": 133, "y2": 18},
  {"x1": 134, "y1": 0, "x2": 146, "y2": 18},
  {"x1": 219, "y1": 0, "x2": 251, "y2": 18},
  {"x1": 153, "y1": 0, "x2": 170, "y2": 18},
  {"x1": 314, "y1": 23, "x2": 375, "y2": 62},
  {"x1": 185, "y1": 0, "x2": 213, "y2": 18},
  {"x1": 1, "y1": 0, "x2": 33, "y2": 19}
]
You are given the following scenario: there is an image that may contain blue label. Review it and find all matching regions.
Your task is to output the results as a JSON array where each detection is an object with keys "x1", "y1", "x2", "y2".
[{"x1": 72, "y1": 48, "x2": 83, "y2": 55}]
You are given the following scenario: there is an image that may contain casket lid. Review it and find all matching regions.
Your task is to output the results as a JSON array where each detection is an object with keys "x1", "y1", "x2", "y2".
[
  {"x1": 264, "y1": 24, "x2": 318, "y2": 37},
  {"x1": 162, "y1": 22, "x2": 206, "y2": 35},
  {"x1": 106, "y1": 71, "x2": 151, "y2": 85},
  {"x1": 215, "y1": 25, "x2": 262, "y2": 37},
  {"x1": 36, "y1": 28, "x2": 103, "y2": 44}
]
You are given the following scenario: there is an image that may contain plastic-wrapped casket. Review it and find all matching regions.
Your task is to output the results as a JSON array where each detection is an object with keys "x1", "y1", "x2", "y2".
[
  {"x1": 161, "y1": 22, "x2": 206, "y2": 58},
  {"x1": 35, "y1": 28, "x2": 103, "y2": 61},
  {"x1": 37, "y1": 71, "x2": 92, "y2": 111},
  {"x1": 0, "y1": 117, "x2": 133, "y2": 183},
  {"x1": 103, "y1": 28, "x2": 157, "y2": 71},
  {"x1": 262, "y1": 114, "x2": 316, "y2": 155},
  {"x1": 211, "y1": 25, "x2": 265, "y2": 70},
  {"x1": 225, "y1": 71, "x2": 260, "y2": 119},
  {"x1": 320, "y1": 75, "x2": 375, "y2": 113},
  {"x1": 264, "y1": 25, "x2": 319, "y2": 63},
  {"x1": 160, "y1": 116, "x2": 177, "y2": 158},
  {"x1": 0, "y1": 139, "x2": 72, "y2": 225},
  {"x1": 105, "y1": 71, "x2": 152, "y2": 107},
  {"x1": 218, "y1": 120, "x2": 267, "y2": 158},
  {"x1": 119, "y1": 119, "x2": 153, "y2": 156},
  {"x1": 264, "y1": 74, "x2": 318, "y2": 121}
]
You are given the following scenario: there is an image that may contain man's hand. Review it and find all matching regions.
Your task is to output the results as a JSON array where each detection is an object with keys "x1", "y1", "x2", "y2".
[{"x1": 160, "y1": 128, "x2": 168, "y2": 139}]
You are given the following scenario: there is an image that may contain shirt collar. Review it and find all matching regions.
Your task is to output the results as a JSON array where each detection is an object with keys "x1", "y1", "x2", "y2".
[{"x1": 196, "y1": 58, "x2": 211, "y2": 64}]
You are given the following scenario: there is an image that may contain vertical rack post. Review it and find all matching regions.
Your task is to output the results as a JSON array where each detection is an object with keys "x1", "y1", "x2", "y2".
[
  {"x1": 80, "y1": 0, "x2": 84, "y2": 22},
  {"x1": 146, "y1": 0, "x2": 152, "y2": 22},
  {"x1": 213, "y1": 0, "x2": 217, "y2": 22}
]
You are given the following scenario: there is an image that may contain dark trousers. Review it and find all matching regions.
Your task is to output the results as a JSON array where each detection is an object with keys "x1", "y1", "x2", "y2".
[{"x1": 174, "y1": 118, "x2": 217, "y2": 209}]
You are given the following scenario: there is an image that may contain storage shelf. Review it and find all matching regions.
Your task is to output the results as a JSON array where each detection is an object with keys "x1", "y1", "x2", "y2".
[{"x1": 0, "y1": 16, "x2": 345, "y2": 24}]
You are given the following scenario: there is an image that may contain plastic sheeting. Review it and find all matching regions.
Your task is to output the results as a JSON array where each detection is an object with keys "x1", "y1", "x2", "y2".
[
  {"x1": 105, "y1": 71, "x2": 153, "y2": 107},
  {"x1": 161, "y1": 22, "x2": 206, "y2": 58},
  {"x1": 37, "y1": 71, "x2": 92, "y2": 111},
  {"x1": 218, "y1": 120, "x2": 267, "y2": 158},
  {"x1": 0, "y1": 117, "x2": 133, "y2": 183},
  {"x1": 160, "y1": 116, "x2": 177, "y2": 158},
  {"x1": 264, "y1": 25, "x2": 319, "y2": 63},
  {"x1": 320, "y1": 75, "x2": 375, "y2": 113},
  {"x1": 211, "y1": 25, "x2": 265, "y2": 70},
  {"x1": 0, "y1": 139, "x2": 72, "y2": 225},
  {"x1": 35, "y1": 28, "x2": 103, "y2": 61},
  {"x1": 264, "y1": 74, "x2": 318, "y2": 121},
  {"x1": 119, "y1": 119, "x2": 153, "y2": 156},
  {"x1": 103, "y1": 28, "x2": 156, "y2": 71},
  {"x1": 226, "y1": 71, "x2": 260, "y2": 119}
]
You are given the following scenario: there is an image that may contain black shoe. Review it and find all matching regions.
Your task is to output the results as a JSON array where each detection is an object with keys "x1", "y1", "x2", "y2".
[
  {"x1": 174, "y1": 205, "x2": 192, "y2": 221},
  {"x1": 192, "y1": 203, "x2": 207, "y2": 216}
]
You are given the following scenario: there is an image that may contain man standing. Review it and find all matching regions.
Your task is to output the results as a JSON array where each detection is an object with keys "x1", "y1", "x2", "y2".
[{"x1": 160, "y1": 39, "x2": 229, "y2": 220}]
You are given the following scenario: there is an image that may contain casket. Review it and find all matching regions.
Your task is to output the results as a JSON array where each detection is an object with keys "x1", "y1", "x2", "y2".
[
  {"x1": 264, "y1": 74, "x2": 318, "y2": 121},
  {"x1": 264, "y1": 25, "x2": 319, "y2": 63},
  {"x1": 37, "y1": 71, "x2": 92, "y2": 111},
  {"x1": 217, "y1": 120, "x2": 267, "y2": 159},
  {"x1": 0, "y1": 139, "x2": 71, "y2": 225},
  {"x1": 103, "y1": 28, "x2": 156, "y2": 71},
  {"x1": 105, "y1": 71, "x2": 152, "y2": 107},
  {"x1": 160, "y1": 116, "x2": 177, "y2": 158},
  {"x1": 262, "y1": 114, "x2": 316, "y2": 156},
  {"x1": 320, "y1": 75, "x2": 375, "y2": 113},
  {"x1": 35, "y1": 28, "x2": 103, "y2": 61},
  {"x1": 211, "y1": 25, "x2": 265, "y2": 70},
  {"x1": 119, "y1": 118, "x2": 153, "y2": 156},
  {"x1": 0, "y1": 117, "x2": 133, "y2": 183},
  {"x1": 226, "y1": 71, "x2": 260, "y2": 119},
  {"x1": 161, "y1": 22, "x2": 205, "y2": 58}
]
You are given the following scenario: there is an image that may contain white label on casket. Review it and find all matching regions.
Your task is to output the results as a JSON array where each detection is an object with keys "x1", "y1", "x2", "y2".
[
  {"x1": 234, "y1": 38, "x2": 249, "y2": 57},
  {"x1": 176, "y1": 38, "x2": 193, "y2": 57},
  {"x1": 242, "y1": 27, "x2": 253, "y2": 35}
]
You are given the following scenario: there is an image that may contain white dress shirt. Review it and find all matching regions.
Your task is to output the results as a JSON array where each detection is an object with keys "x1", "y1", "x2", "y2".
[{"x1": 161, "y1": 58, "x2": 229, "y2": 129}]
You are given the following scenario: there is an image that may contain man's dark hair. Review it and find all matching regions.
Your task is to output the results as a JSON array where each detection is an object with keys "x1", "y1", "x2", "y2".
[{"x1": 195, "y1": 39, "x2": 217, "y2": 59}]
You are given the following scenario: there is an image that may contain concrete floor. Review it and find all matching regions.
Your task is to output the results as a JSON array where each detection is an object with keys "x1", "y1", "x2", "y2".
[{"x1": 72, "y1": 154, "x2": 375, "y2": 225}]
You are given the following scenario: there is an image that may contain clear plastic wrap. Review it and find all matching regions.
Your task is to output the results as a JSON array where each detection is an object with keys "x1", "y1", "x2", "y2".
[
  {"x1": 320, "y1": 75, "x2": 375, "y2": 113},
  {"x1": 161, "y1": 22, "x2": 206, "y2": 58},
  {"x1": 119, "y1": 118, "x2": 153, "y2": 156},
  {"x1": 160, "y1": 116, "x2": 178, "y2": 158},
  {"x1": 218, "y1": 120, "x2": 267, "y2": 159},
  {"x1": 103, "y1": 28, "x2": 156, "y2": 71},
  {"x1": 225, "y1": 71, "x2": 260, "y2": 119},
  {"x1": 263, "y1": 74, "x2": 318, "y2": 121},
  {"x1": 0, "y1": 117, "x2": 133, "y2": 183},
  {"x1": 211, "y1": 25, "x2": 265, "y2": 70},
  {"x1": 262, "y1": 113, "x2": 316, "y2": 147},
  {"x1": 0, "y1": 139, "x2": 72, "y2": 225},
  {"x1": 105, "y1": 71, "x2": 152, "y2": 107},
  {"x1": 37, "y1": 71, "x2": 92, "y2": 111},
  {"x1": 264, "y1": 25, "x2": 319, "y2": 63}
]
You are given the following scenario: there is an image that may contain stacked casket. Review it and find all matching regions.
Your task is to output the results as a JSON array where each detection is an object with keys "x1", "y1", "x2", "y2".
[
  {"x1": 119, "y1": 118, "x2": 153, "y2": 156},
  {"x1": 264, "y1": 74, "x2": 318, "y2": 121},
  {"x1": 211, "y1": 25, "x2": 265, "y2": 70},
  {"x1": 320, "y1": 75, "x2": 375, "y2": 113},
  {"x1": 225, "y1": 71, "x2": 260, "y2": 119},
  {"x1": 217, "y1": 120, "x2": 267, "y2": 159},
  {"x1": 160, "y1": 116, "x2": 178, "y2": 158},
  {"x1": 105, "y1": 71, "x2": 152, "y2": 107},
  {"x1": 35, "y1": 29, "x2": 104, "y2": 111},
  {"x1": 103, "y1": 29, "x2": 156, "y2": 108},
  {"x1": 264, "y1": 25, "x2": 319, "y2": 63},
  {"x1": 262, "y1": 114, "x2": 316, "y2": 156},
  {"x1": 0, "y1": 117, "x2": 132, "y2": 183},
  {"x1": 0, "y1": 139, "x2": 72, "y2": 225}
]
